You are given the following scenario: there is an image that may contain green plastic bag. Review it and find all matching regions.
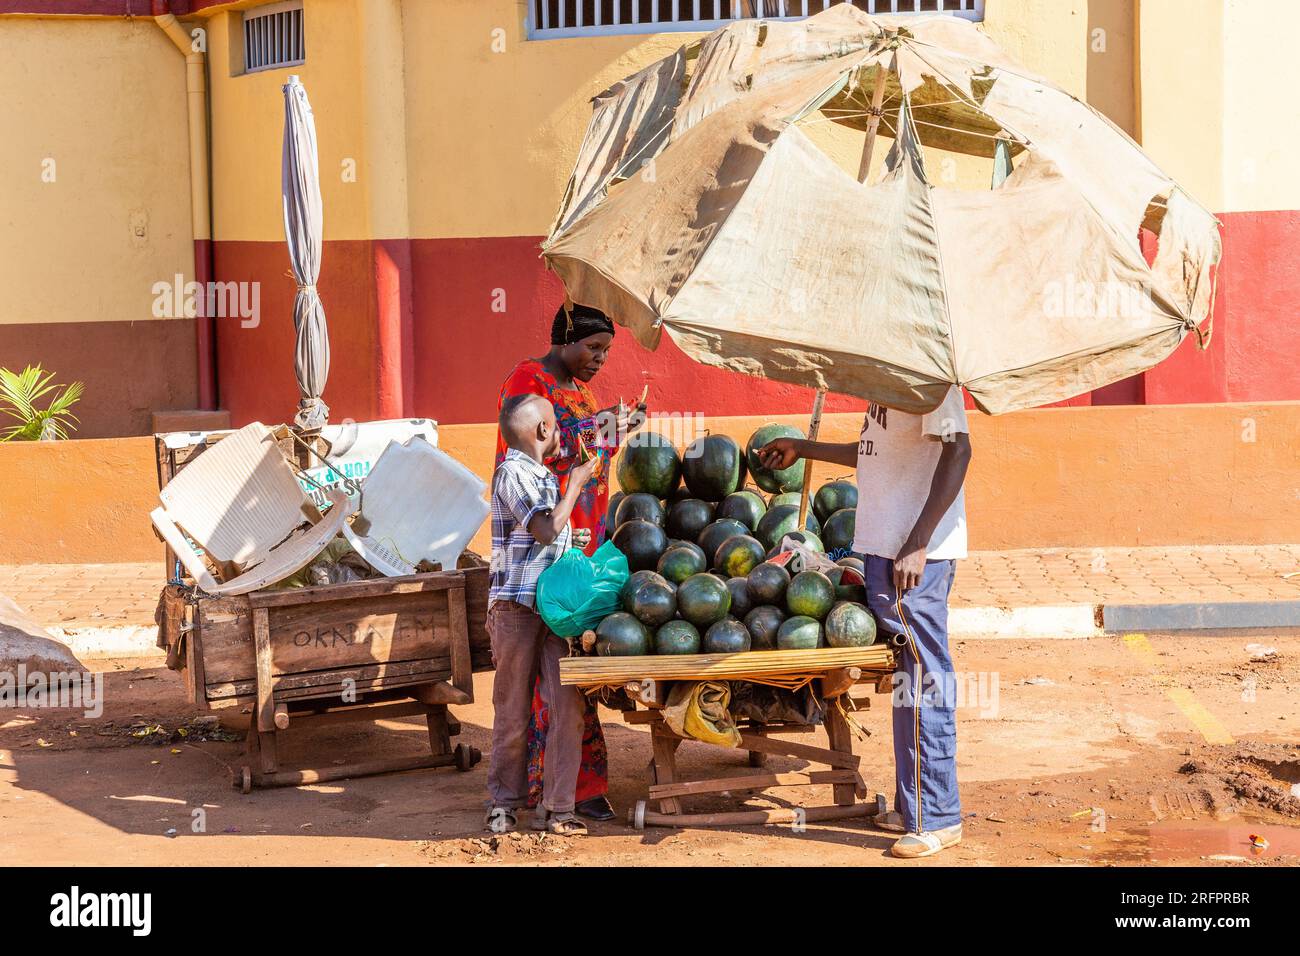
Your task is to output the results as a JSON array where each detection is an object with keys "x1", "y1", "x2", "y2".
[{"x1": 535, "y1": 540, "x2": 630, "y2": 638}]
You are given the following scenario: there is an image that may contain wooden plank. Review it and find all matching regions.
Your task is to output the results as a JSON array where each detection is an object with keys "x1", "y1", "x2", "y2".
[
  {"x1": 637, "y1": 802, "x2": 872, "y2": 829},
  {"x1": 820, "y1": 666, "x2": 861, "y2": 699},
  {"x1": 822, "y1": 704, "x2": 857, "y2": 805},
  {"x1": 247, "y1": 572, "x2": 465, "y2": 608},
  {"x1": 649, "y1": 770, "x2": 855, "y2": 800},
  {"x1": 736, "y1": 732, "x2": 861, "y2": 771},
  {"x1": 411, "y1": 681, "x2": 472, "y2": 706},
  {"x1": 204, "y1": 649, "x2": 490, "y2": 704},
  {"x1": 559, "y1": 646, "x2": 895, "y2": 685},
  {"x1": 292, "y1": 700, "x2": 433, "y2": 728},
  {"x1": 446, "y1": 584, "x2": 472, "y2": 696},
  {"x1": 253, "y1": 607, "x2": 275, "y2": 733},
  {"x1": 250, "y1": 753, "x2": 456, "y2": 788},
  {"x1": 426, "y1": 705, "x2": 452, "y2": 756},
  {"x1": 202, "y1": 590, "x2": 452, "y2": 684},
  {"x1": 650, "y1": 725, "x2": 683, "y2": 815}
]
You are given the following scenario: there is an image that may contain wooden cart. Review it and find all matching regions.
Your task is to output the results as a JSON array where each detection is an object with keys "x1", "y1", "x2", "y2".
[
  {"x1": 560, "y1": 649, "x2": 896, "y2": 830},
  {"x1": 156, "y1": 558, "x2": 493, "y2": 791}
]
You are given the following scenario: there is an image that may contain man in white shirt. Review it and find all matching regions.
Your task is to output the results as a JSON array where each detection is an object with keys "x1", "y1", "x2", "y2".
[{"x1": 758, "y1": 385, "x2": 971, "y2": 858}]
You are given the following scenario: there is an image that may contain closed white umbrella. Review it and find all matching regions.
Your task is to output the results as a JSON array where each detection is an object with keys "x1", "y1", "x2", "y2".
[{"x1": 281, "y1": 75, "x2": 330, "y2": 431}]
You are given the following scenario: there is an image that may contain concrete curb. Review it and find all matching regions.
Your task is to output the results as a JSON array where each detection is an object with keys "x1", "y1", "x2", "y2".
[
  {"x1": 44, "y1": 625, "x2": 160, "y2": 660},
  {"x1": 1101, "y1": 600, "x2": 1300, "y2": 633},
  {"x1": 949, "y1": 605, "x2": 1101, "y2": 639}
]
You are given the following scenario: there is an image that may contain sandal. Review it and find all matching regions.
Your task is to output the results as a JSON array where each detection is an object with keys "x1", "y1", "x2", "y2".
[
  {"x1": 530, "y1": 808, "x2": 588, "y2": 836},
  {"x1": 873, "y1": 810, "x2": 908, "y2": 833},
  {"x1": 890, "y1": 824, "x2": 963, "y2": 859},
  {"x1": 483, "y1": 806, "x2": 517, "y2": 833}
]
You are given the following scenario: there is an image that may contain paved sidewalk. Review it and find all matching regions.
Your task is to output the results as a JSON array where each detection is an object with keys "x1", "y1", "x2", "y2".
[{"x1": 2, "y1": 545, "x2": 1298, "y2": 637}]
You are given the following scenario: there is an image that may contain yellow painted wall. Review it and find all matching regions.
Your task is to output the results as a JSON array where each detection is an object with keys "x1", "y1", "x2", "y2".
[
  {"x1": 1136, "y1": 0, "x2": 1225, "y2": 212},
  {"x1": 1222, "y1": 0, "x2": 1300, "y2": 213},
  {"x1": 206, "y1": 0, "x2": 375, "y2": 241},
  {"x1": 414, "y1": 0, "x2": 1098, "y2": 240},
  {"x1": 196, "y1": 0, "x2": 1260, "y2": 242},
  {"x1": 0, "y1": 16, "x2": 193, "y2": 325}
]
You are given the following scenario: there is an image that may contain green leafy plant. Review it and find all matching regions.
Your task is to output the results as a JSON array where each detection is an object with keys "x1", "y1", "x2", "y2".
[{"x1": 0, "y1": 365, "x2": 84, "y2": 442}]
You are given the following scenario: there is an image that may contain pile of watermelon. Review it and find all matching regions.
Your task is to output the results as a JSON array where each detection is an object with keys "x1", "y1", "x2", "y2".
[{"x1": 590, "y1": 426, "x2": 878, "y2": 657}]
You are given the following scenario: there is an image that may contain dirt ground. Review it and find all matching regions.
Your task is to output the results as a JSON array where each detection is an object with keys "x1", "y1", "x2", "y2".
[{"x1": 2, "y1": 633, "x2": 1297, "y2": 867}]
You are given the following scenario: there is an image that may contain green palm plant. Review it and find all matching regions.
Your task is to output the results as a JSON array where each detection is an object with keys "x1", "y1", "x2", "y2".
[{"x1": 0, "y1": 365, "x2": 84, "y2": 441}]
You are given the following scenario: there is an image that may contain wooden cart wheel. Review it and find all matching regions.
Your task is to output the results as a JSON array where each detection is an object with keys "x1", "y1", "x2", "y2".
[
  {"x1": 630, "y1": 799, "x2": 647, "y2": 831},
  {"x1": 453, "y1": 743, "x2": 481, "y2": 772}
]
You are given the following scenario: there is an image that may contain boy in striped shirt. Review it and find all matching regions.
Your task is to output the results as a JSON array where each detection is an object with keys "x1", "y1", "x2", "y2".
[{"x1": 485, "y1": 394, "x2": 597, "y2": 837}]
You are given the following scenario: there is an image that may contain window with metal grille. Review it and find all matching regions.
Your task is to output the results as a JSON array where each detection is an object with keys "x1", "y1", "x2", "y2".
[
  {"x1": 242, "y1": 1, "x2": 306, "y2": 74},
  {"x1": 527, "y1": 1, "x2": 983, "y2": 39}
]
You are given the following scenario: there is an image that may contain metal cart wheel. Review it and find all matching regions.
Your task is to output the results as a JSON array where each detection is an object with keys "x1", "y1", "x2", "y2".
[
  {"x1": 630, "y1": 799, "x2": 647, "y2": 830},
  {"x1": 238, "y1": 766, "x2": 252, "y2": 794},
  {"x1": 453, "y1": 743, "x2": 481, "y2": 772}
]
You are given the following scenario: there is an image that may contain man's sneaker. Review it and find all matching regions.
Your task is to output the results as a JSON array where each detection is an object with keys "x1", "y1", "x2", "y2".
[{"x1": 890, "y1": 823, "x2": 963, "y2": 859}]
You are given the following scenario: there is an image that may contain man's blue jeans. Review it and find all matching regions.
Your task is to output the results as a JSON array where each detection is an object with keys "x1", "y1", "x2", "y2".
[{"x1": 859, "y1": 553, "x2": 963, "y2": 834}]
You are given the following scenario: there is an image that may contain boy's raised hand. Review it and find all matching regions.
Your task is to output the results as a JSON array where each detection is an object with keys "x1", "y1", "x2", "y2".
[
  {"x1": 571, "y1": 527, "x2": 592, "y2": 549},
  {"x1": 571, "y1": 453, "x2": 601, "y2": 487}
]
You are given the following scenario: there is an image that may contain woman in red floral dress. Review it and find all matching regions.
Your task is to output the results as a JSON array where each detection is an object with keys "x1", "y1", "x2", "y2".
[{"x1": 494, "y1": 304, "x2": 639, "y2": 822}]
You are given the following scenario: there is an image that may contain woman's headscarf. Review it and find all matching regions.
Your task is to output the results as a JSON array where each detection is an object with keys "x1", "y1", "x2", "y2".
[{"x1": 551, "y1": 303, "x2": 615, "y2": 345}]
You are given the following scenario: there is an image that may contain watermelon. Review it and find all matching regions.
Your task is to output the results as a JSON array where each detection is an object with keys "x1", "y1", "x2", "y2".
[
  {"x1": 596, "y1": 612, "x2": 651, "y2": 656},
  {"x1": 703, "y1": 616, "x2": 751, "y2": 654},
  {"x1": 746, "y1": 562, "x2": 791, "y2": 606},
  {"x1": 666, "y1": 539, "x2": 708, "y2": 566},
  {"x1": 827, "y1": 566, "x2": 867, "y2": 604},
  {"x1": 714, "y1": 534, "x2": 765, "y2": 578},
  {"x1": 665, "y1": 497, "x2": 714, "y2": 541},
  {"x1": 616, "y1": 431, "x2": 681, "y2": 499},
  {"x1": 606, "y1": 491, "x2": 626, "y2": 532},
  {"x1": 628, "y1": 576, "x2": 677, "y2": 627},
  {"x1": 655, "y1": 620, "x2": 701, "y2": 655},
  {"x1": 745, "y1": 423, "x2": 806, "y2": 494},
  {"x1": 611, "y1": 519, "x2": 669, "y2": 573},
  {"x1": 676, "y1": 573, "x2": 732, "y2": 628},
  {"x1": 725, "y1": 577, "x2": 754, "y2": 620},
  {"x1": 777, "y1": 615, "x2": 822, "y2": 650},
  {"x1": 824, "y1": 601, "x2": 877, "y2": 648},
  {"x1": 755, "y1": 504, "x2": 821, "y2": 551},
  {"x1": 836, "y1": 555, "x2": 866, "y2": 574},
  {"x1": 786, "y1": 570, "x2": 836, "y2": 619},
  {"x1": 621, "y1": 568, "x2": 668, "y2": 611},
  {"x1": 813, "y1": 480, "x2": 858, "y2": 524},
  {"x1": 715, "y1": 490, "x2": 767, "y2": 532},
  {"x1": 616, "y1": 492, "x2": 665, "y2": 528},
  {"x1": 769, "y1": 492, "x2": 803, "y2": 510},
  {"x1": 657, "y1": 544, "x2": 706, "y2": 584},
  {"x1": 744, "y1": 605, "x2": 787, "y2": 650},
  {"x1": 697, "y1": 518, "x2": 749, "y2": 562},
  {"x1": 821, "y1": 508, "x2": 856, "y2": 553},
  {"x1": 681, "y1": 435, "x2": 746, "y2": 501}
]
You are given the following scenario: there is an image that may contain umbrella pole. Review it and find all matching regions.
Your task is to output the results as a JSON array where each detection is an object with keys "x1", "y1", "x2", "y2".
[
  {"x1": 856, "y1": 62, "x2": 889, "y2": 184},
  {"x1": 796, "y1": 387, "x2": 827, "y2": 531},
  {"x1": 796, "y1": 65, "x2": 884, "y2": 531}
]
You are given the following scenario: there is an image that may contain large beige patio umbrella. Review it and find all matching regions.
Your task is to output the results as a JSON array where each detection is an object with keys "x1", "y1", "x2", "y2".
[
  {"x1": 543, "y1": 3, "x2": 1221, "y2": 416},
  {"x1": 282, "y1": 75, "x2": 330, "y2": 431}
]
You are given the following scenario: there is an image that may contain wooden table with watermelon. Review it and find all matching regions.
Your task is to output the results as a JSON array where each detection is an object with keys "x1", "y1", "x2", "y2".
[{"x1": 558, "y1": 425, "x2": 897, "y2": 830}]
